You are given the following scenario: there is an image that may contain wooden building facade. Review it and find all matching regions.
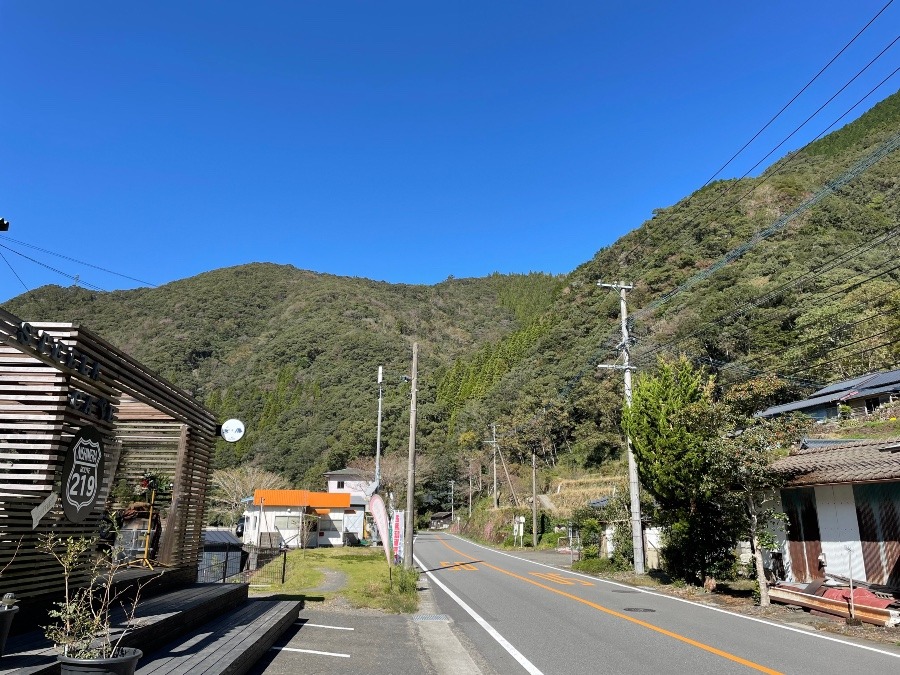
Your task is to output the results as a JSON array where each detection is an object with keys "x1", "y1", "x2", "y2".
[{"x1": 0, "y1": 309, "x2": 217, "y2": 602}]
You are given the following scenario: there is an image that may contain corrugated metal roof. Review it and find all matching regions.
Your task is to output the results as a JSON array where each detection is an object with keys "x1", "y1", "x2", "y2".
[
  {"x1": 253, "y1": 489, "x2": 351, "y2": 508},
  {"x1": 772, "y1": 437, "x2": 900, "y2": 485},
  {"x1": 810, "y1": 374, "x2": 875, "y2": 398},
  {"x1": 840, "y1": 383, "x2": 900, "y2": 401},
  {"x1": 203, "y1": 529, "x2": 242, "y2": 546},
  {"x1": 758, "y1": 372, "x2": 900, "y2": 418},
  {"x1": 759, "y1": 391, "x2": 845, "y2": 417}
]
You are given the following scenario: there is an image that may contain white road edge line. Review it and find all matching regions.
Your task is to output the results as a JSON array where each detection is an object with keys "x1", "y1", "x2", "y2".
[
  {"x1": 447, "y1": 534, "x2": 900, "y2": 661},
  {"x1": 272, "y1": 646, "x2": 351, "y2": 658},
  {"x1": 296, "y1": 621, "x2": 355, "y2": 630},
  {"x1": 413, "y1": 553, "x2": 545, "y2": 675}
]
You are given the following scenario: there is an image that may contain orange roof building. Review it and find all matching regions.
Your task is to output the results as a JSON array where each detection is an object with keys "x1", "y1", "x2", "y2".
[{"x1": 253, "y1": 489, "x2": 350, "y2": 509}]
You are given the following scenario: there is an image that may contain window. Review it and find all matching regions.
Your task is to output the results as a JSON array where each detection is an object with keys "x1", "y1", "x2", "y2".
[
  {"x1": 319, "y1": 515, "x2": 342, "y2": 531},
  {"x1": 336, "y1": 481, "x2": 345, "y2": 489},
  {"x1": 865, "y1": 397, "x2": 880, "y2": 414},
  {"x1": 275, "y1": 516, "x2": 302, "y2": 531}
]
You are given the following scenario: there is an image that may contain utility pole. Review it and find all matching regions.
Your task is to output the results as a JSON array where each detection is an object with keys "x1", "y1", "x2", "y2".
[
  {"x1": 375, "y1": 366, "x2": 383, "y2": 488},
  {"x1": 468, "y1": 461, "x2": 472, "y2": 517},
  {"x1": 449, "y1": 480, "x2": 454, "y2": 524},
  {"x1": 531, "y1": 449, "x2": 538, "y2": 548},
  {"x1": 484, "y1": 424, "x2": 499, "y2": 509},
  {"x1": 403, "y1": 343, "x2": 418, "y2": 570},
  {"x1": 598, "y1": 281, "x2": 645, "y2": 575}
]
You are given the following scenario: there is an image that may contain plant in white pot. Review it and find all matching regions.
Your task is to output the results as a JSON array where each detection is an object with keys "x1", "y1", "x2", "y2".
[
  {"x1": 38, "y1": 533, "x2": 148, "y2": 675},
  {"x1": 0, "y1": 536, "x2": 23, "y2": 659}
]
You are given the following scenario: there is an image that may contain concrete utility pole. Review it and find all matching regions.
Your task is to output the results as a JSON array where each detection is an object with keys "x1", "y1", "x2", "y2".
[
  {"x1": 403, "y1": 343, "x2": 418, "y2": 570},
  {"x1": 484, "y1": 424, "x2": 499, "y2": 508},
  {"x1": 375, "y1": 366, "x2": 383, "y2": 488},
  {"x1": 449, "y1": 480, "x2": 454, "y2": 523},
  {"x1": 531, "y1": 449, "x2": 538, "y2": 548},
  {"x1": 598, "y1": 281, "x2": 645, "y2": 575}
]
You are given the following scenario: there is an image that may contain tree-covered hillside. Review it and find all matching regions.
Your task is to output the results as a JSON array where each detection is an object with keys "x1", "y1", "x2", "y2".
[
  {"x1": 5, "y1": 264, "x2": 562, "y2": 484},
  {"x1": 6, "y1": 89, "x2": 900, "y2": 506}
]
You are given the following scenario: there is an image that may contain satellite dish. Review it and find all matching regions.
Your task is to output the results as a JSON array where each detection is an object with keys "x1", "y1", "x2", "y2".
[{"x1": 221, "y1": 419, "x2": 245, "y2": 443}]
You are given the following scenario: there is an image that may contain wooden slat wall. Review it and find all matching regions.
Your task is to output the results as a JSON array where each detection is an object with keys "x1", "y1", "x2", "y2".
[{"x1": 0, "y1": 313, "x2": 217, "y2": 601}]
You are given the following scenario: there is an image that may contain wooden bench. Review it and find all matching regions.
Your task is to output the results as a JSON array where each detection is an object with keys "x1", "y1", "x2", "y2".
[
  {"x1": 135, "y1": 599, "x2": 301, "y2": 675},
  {"x1": 0, "y1": 584, "x2": 250, "y2": 675}
]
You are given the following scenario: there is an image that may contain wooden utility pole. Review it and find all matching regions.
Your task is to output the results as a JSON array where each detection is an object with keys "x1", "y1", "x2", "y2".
[
  {"x1": 598, "y1": 281, "x2": 645, "y2": 575},
  {"x1": 403, "y1": 343, "x2": 418, "y2": 570}
]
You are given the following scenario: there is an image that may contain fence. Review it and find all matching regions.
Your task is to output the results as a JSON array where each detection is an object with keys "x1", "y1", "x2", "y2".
[{"x1": 197, "y1": 545, "x2": 291, "y2": 586}]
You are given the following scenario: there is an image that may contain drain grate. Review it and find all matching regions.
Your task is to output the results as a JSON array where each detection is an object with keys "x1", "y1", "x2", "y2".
[
  {"x1": 412, "y1": 614, "x2": 451, "y2": 622},
  {"x1": 622, "y1": 607, "x2": 656, "y2": 613}
]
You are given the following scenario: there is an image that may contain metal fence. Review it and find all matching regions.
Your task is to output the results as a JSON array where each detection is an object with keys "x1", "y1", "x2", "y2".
[{"x1": 197, "y1": 545, "x2": 290, "y2": 586}]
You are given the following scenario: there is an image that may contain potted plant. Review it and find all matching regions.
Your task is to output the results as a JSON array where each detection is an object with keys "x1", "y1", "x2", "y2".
[
  {"x1": 38, "y1": 533, "x2": 148, "y2": 675},
  {"x1": 0, "y1": 536, "x2": 22, "y2": 658}
]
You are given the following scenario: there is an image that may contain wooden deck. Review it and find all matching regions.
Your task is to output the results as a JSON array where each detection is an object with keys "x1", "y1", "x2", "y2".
[
  {"x1": 136, "y1": 600, "x2": 300, "y2": 675},
  {"x1": 0, "y1": 584, "x2": 250, "y2": 675}
]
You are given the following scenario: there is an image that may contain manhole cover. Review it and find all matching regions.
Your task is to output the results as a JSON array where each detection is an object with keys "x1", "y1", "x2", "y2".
[
  {"x1": 611, "y1": 590, "x2": 639, "y2": 593},
  {"x1": 622, "y1": 607, "x2": 656, "y2": 613}
]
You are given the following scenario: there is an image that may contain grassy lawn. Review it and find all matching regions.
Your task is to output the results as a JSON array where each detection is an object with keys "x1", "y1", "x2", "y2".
[{"x1": 252, "y1": 547, "x2": 419, "y2": 614}]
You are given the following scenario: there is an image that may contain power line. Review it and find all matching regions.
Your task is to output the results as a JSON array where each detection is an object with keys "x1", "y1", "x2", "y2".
[
  {"x1": 0, "y1": 249, "x2": 31, "y2": 296},
  {"x1": 619, "y1": 0, "x2": 898, "y2": 266},
  {"x1": 633, "y1": 227, "x2": 900, "y2": 363},
  {"x1": 0, "y1": 243, "x2": 107, "y2": 292},
  {"x1": 633, "y1": 129, "x2": 900, "y2": 321},
  {"x1": 700, "y1": 0, "x2": 896, "y2": 184},
  {"x1": 626, "y1": 64, "x2": 899, "y2": 277},
  {"x1": 0, "y1": 235, "x2": 157, "y2": 287}
]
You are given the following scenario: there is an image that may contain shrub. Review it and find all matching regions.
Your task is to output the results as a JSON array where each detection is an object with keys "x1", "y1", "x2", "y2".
[{"x1": 572, "y1": 557, "x2": 618, "y2": 575}]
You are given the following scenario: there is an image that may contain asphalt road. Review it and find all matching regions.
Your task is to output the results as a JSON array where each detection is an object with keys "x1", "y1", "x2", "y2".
[{"x1": 413, "y1": 532, "x2": 900, "y2": 675}]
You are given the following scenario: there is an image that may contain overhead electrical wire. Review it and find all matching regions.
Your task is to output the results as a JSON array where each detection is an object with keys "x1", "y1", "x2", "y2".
[
  {"x1": 0, "y1": 235, "x2": 157, "y2": 288},
  {"x1": 625, "y1": 64, "x2": 900, "y2": 279},
  {"x1": 698, "y1": 0, "x2": 896, "y2": 185},
  {"x1": 0, "y1": 243, "x2": 107, "y2": 293},
  {"x1": 632, "y1": 225, "x2": 900, "y2": 363},
  {"x1": 0, "y1": 249, "x2": 31, "y2": 296},
  {"x1": 618, "y1": 3, "x2": 897, "y2": 266}
]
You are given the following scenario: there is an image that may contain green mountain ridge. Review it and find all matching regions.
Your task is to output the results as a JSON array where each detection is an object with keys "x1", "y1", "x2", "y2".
[{"x1": 6, "y1": 89, "x2": 900, "y2": 500}]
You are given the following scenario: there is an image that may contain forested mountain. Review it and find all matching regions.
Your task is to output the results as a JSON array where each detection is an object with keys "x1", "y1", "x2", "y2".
[{"x1": 6, "y1": 90, "x2": 900, "y2": 503}]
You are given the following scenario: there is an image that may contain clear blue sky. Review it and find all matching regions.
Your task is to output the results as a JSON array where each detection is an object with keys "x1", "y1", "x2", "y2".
[{"x1": 1, "y1": 1, "x2": 897, "y2": 302}]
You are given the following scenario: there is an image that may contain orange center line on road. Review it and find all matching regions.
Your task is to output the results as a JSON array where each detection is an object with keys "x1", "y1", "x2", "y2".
[{"x1": 432, "y1": 537, "x2": 782, "y2": 675}]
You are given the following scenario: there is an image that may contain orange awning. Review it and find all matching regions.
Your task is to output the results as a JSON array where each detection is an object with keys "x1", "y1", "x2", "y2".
[{"x1": 253, "y1": 489, "x2": 351, "y2": 509}]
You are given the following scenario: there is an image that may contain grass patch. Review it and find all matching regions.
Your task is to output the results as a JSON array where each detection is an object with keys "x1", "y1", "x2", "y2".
[{"x1": 253, "y1": 547, "x2": 419, "y2": 614}]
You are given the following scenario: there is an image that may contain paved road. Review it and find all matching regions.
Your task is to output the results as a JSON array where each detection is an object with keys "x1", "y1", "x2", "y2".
[{"x1": 413, "y1": 532, "x2": 900, "y2": 675}]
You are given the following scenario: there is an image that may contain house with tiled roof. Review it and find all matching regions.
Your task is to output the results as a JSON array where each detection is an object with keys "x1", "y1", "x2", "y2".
[
  {"x1": 759, "y1": 369, "x2": 900, "y2": 421},
  {"x1": 770, "y1": 438, "x2": 900, "y2": 590}
]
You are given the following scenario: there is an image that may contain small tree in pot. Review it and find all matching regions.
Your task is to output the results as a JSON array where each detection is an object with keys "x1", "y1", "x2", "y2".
[
  {"x1": 39, "y1": 533, "x2": 148, "y2": 675},
  {"x1": 0, "y1": 537, "x2": 23, "y2": 658}
]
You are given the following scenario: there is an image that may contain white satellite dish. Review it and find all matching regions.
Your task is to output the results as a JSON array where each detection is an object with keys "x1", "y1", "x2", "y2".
[{"x1": 221, "y1": 419, "x2": 245, "y2": 443}]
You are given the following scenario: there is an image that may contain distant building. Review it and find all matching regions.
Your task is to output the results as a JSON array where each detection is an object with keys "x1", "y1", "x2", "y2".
[
  {"x1": 324, "y1": 468, "x2": 377, "y2": 543},
  {"x1": 429, "y1": 512, "x2": 452, "y2": 529},
  {"x1": 242, "y1": 489, "x2": 351, "y2": 548},
  {"x1": 759, "y1": 369, "x2": 900, "y2": 421}
]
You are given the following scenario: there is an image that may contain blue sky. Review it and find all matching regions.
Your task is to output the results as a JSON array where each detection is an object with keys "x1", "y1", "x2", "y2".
[{"x1": 1, "y1": 1, "x2": 897, "y2": 302}]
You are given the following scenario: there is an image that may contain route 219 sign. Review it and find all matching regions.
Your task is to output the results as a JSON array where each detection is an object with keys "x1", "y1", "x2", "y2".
[{"x1": 60, "y1": 427, "x2": 105, "y2": 523}]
